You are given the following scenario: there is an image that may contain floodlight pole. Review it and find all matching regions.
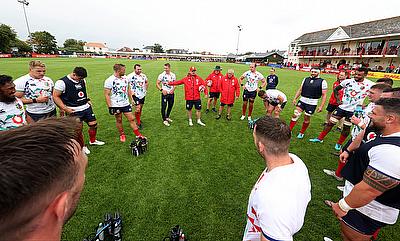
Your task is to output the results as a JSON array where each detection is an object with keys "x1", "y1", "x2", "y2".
[
  {"x1": 236, "y1": 25, "x2": 242, "y2": 56},
  {"x1": 18, "y1": 0, "x2": 32, "y2": 42}
]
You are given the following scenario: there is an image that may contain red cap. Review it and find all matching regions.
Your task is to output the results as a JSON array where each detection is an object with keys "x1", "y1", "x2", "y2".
[{"x1": 189, "y1": 66, "x2": 197, "y2": 72}]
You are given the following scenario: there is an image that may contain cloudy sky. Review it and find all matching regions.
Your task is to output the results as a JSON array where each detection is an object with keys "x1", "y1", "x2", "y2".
[{"x1": 1, "y1": 0, "x2": 399, "y2": 54}]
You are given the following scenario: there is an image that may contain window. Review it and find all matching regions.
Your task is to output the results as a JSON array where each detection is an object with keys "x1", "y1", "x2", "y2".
[
  {"x1": 388, "y1": 40, "x2": 399, "y2": 48},
  {"x1": 359, "y1": 40, "x2": 385, "y2": 55},
  {"x1": 387, "y1": 40, "x2": 399, "y2": 55}
]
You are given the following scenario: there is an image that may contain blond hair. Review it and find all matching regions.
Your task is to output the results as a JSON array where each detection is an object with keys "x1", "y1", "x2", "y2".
[
  {"x1": 227, "y1": 69, "x2": 234, "y2": 74},
  {"x1": 29, "y1": 60, "x2": 46, "y2": 69}
]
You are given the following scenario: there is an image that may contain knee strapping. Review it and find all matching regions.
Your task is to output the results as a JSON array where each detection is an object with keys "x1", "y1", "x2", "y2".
[
  {"x1": 292, "y1": 109, "x2": 302, "y2": 121},
  {"x1": 343, "y1": 120, "x2": 352, "y2": 126},
  {"x1": 329, "y1": 117, "x2": 339, "y2": 124}
]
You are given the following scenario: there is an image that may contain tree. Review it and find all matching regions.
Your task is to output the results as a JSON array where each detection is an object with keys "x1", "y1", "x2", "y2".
[
  {"x1": 30, "y1": 31, "x2": 58, "y2": 54},
  {"x1": 0, "y1": 24, "x2": 17, "y2": 53},
  {"x1": 11, "y1": 38, "x2": 32, "y2": 53},
  {"x1": 62, "y1": 38, "x2": 85, "y2": 53},
  {"x1": 152, "y1": 43, "x2": 164, "y2": 53}
]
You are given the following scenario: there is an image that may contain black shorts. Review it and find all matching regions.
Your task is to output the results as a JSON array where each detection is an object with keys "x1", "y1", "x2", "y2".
[
  {"x1": 220, "y1": 102, "x2": 233, "y2": 107},
  {"x1": 333, "y1": 107, "x2": 354, "y2": 121},
  {"x1": 186, "y1": 100, "x2": 201, "y2": 110},
  {"x1": 209, "y1": 92, "x2": 220, "y2": 99},
  {"x1": 326, "y1": 103, "x2": 339, "y2": 112},
  {"x1": 186, "y1": 100, "x2": 202, "y2": 110},
  {"x1": 243, "y1": 90, "x2": 257, "y2": 101},
  {"x1": 109, "y1": 105, "x2": 132, "y2": 114},
  {"x1": 72, "y1": 106, "x2": 97, "y2": 123},
  {"x1": 296, "y1": 100, "x2": 317, "y2": 115},
  {"x1": 269, "y1": 101, "x2": 287, "y2": 110},
  {"x1": 342, "y1": 210, "x2": 386, "y2": 235},
  {"x1": 133, "y1": 96, "x2": 145, "y2": 105},
  {"x1": 26, "y1": 109, "x2": 57, "y2": 122}
]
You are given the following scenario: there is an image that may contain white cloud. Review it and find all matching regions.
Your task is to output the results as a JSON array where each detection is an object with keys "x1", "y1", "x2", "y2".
[{"x1": 2, "y1": 0, "x2": 399, "y2": 54}]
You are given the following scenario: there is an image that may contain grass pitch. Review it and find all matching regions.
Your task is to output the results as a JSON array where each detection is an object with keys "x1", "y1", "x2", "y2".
[{"x1": 1, "y1": 58, "x2": 399, "y2": 241}]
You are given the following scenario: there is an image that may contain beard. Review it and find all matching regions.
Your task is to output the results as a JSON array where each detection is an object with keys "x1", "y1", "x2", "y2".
[
  {"x1": 0, "y1": 95, "x2": 16, "y2": 103},
  {"x1": 370, "y1": 120, "x2": 385, "y2": 132}
]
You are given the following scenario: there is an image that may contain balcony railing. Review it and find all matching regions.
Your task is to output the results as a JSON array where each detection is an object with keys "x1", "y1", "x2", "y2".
[{"x1": 298, "y1": 47, "x2": 398, "y2": 57}]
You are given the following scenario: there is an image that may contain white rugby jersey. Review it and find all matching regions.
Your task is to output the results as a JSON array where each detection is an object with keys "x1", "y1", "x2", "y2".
[
  {"x1": 265, "y1": 89, "x2": 287, "y2": 103},
  {"x1": 127, "y1": 72, "x2": 148, "y2": 99},
  {"x1": 243, "y1": 153, "x2": 311, "y2": 241},
  {"x1": 0, "y1": 98, "x2": 26, "y2": 131},
  {"x1": 157, "y1": 71, "x2": 176, "y2": 93},
  {"x1": 14, "y1": 74, "x2": 55, "y2": 114},
  {"x1": 339, "y1": 78, "x2": 375, "y2": 112},
  {"x1": 104, "y1": 75, "x2": 130, "y2": 107},
  {"x1": 242, "y1": 70, "x2": 264, "y2": 92}
]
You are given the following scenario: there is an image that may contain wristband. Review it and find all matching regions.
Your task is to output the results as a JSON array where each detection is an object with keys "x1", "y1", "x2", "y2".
[
  {"x1": 259, "y1": 86, "x2": 262, "y2": 90},
  {"x1": 160, "y1": 89, "x2": 162, "y2": 92},
  {"x1": 338, "y1": 198, "x2": 353, "y2": 213},
  {"x1": 241, "y1": 84, "x2": 244, "y2": 86},
  {"x1": 343, "y1": 147, "x2": 351, "y2": 154},
  {"x1": 87, "y1": 98, "x2": 91, "y2": 101},
  {"x1": 32, "y1": 98, "x2": 37, "y2": 103}
]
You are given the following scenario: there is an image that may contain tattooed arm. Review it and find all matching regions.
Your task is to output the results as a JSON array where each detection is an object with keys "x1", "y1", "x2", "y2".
[
  {"x1": 344, "y1": 166, "x2": 399, "y2": 208},
  {"x1": 330, "y1": 166, "x2": 400, "y2": 219},
  {"x1": 329, "y1": 143, "x2": 400, "y2": 219}
]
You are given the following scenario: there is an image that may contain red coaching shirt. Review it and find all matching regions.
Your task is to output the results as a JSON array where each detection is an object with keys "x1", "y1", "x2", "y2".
[
  {"x1": 328, "y1": 81, "x2": 344, "y2": 106},
  {"x1": 219, "y1": 74, "x2": 240, "y2": 105},
  {"x1": 205, "y1": 71, "x2": 223, "y2": 93},
  {"x1": 169, "y1": 74, "x2": 208, "y2": 100}
]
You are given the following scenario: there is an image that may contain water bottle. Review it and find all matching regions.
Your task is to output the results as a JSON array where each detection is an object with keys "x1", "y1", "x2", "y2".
[
  {"x1": 95, "y1": 223, "x2": 104, "y2": 241},
  {"x1": 354, "y1": 105, "x2": 363, "y2": 118}
]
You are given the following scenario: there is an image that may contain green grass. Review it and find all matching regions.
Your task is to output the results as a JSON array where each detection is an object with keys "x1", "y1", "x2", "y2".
[{"x1": 1, "y1": 58, "x2": 399, "y2": 241}]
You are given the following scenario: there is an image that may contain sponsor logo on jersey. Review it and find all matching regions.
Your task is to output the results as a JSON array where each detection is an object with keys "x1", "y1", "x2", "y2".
[
  {"x1": 12, "y1": 115, "x2": 24, "y2": 124},
  {"x1": 367, "y1": 132, "x2": 377, "y2": 142}
]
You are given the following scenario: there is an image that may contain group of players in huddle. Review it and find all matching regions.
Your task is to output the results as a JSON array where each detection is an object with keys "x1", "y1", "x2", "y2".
[
  {"x1": 2, "y1": 59, "x2": 400, "y2": 241},
  {"x1": 0, "y1": 61, "x2": 286, "y2": 153},
  {"x1": 0, "y1": 60, "x2": 393, "y2": 154}
]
